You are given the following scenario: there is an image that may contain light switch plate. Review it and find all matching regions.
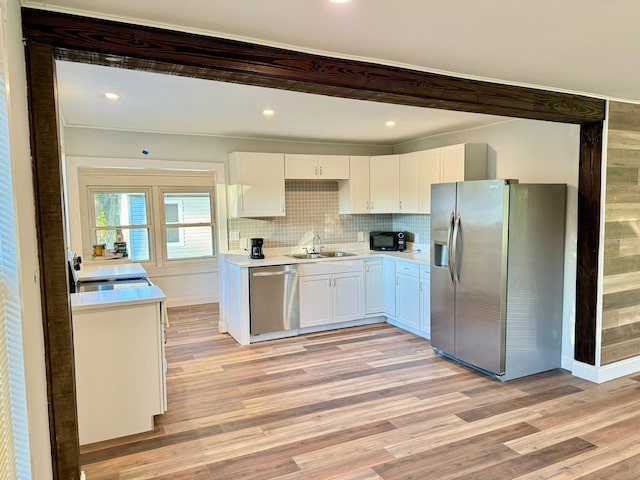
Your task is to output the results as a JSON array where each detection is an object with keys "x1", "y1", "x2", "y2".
[
  {"x1": 229, "y1": 231, "x2": 240, "y2": 241},
  {"x1": 357, "y1": 231, "x2": 364, "y2": 242}
]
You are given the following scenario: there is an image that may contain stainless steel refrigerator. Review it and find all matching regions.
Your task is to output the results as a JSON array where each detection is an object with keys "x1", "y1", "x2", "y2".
[{"x1": 430, "y1": 179, "x2": 566, "y2": 381}]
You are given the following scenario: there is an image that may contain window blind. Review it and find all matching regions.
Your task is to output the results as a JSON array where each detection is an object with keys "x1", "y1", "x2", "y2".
[{"x1": 0, "y1": 8, "x2": 32, "y2": 479}]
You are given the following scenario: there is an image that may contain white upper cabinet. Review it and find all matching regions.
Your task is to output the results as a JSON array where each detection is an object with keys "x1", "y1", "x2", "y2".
[
  {"x1": 440, "y1": 143, "x2": 488, "y2": 183},
  {"x1": 285, "y1": 154, "x2": 349, "y2": 180},
  {"x1": 399, "y1": 151, "x2": 421, "y2": 214},
  {"x1": 339, "y1": 156, "x2": 370, "y2": 214},
  {"x1": 418, "y1": 148, "x2": 443, "y2": 214},
  {"x1": 228, "y1": 152, "x2": 286, "y2": 217},
  {"x1": 369, "y1": 154, "x2": 399, "y2": 213},
  {"x1": 419, "y1": 143, "x2": 488, "y2": 213}
]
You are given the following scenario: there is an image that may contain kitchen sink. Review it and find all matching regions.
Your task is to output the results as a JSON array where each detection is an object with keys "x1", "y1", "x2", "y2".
[{"x1": 287, "y1": 251, "x2": 356, "y2": 260}]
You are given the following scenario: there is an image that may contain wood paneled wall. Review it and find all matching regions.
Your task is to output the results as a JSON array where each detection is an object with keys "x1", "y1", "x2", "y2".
[{"x1": 602, "y1": 101, "x2": 640, "y2": 364}]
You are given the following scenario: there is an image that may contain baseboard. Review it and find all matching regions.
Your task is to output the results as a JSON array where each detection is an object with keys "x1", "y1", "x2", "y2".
[
  {"x1": 572, "y1": 355, "x2": 640, "y2": 383},
  {"x1": 165, "y1": 294, "x2": 217, "y2": 308}
]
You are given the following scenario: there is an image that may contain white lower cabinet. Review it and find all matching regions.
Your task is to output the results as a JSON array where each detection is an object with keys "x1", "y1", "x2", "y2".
[
  {"x1": 299, "y1": 261, "x2": 364, "y2": 328},
  {"x1": 383, "y1": 258, "x2": 396, "y2": 317},
  {"x1": 364, "y1": 259, "x2": 384, "y2": 314},
  {"x1": 419, "y1": 264, "x2": 431, "y2": 338},
  {"x1": 383, "y1": 258, "x2": 430, "y2": 338},
  {"x1": 394, "y1": 261, "x2": 420, "y2": 330}
]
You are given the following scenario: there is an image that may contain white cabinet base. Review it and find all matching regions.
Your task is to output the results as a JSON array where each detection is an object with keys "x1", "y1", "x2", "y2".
[{"x1": 73, "y1": 302, "x2": 165, "y2": 445}]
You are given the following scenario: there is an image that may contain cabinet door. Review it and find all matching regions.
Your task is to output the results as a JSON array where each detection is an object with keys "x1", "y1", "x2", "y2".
[
  {"x1": 333, "y1": 272, "x2": 364, "y2": 322},
  {"x1": 396, "y1": 273, "x2": 420, "y2": 330},
  {"x1": 299, "y1": 275, "x2": 332, "y2": 328},
  {"x1": 365, "y1": 260, "x2": 384, "y2": 314},
  {"x1": 339, "y1": 156, "x2": 370, "y2": 214},
  {"x1": 418, "y1": 148, "x2": 442, "y2": 214},
  {"x1": 285, "y1": 154, "x2": 318, "y2": 179},
  {"x1": 420, "y1": 270, "x2": 431, "y2": 339},
  {"x1": 399, "y1": 152, "x2": 420, "y2": 213},
  {"x1": 382, "y1": 259, "x2": 396, "y2": 316},
  {"x1": 440, "y1": 144, "x2": 466, "y2": 183},
  {"x1": 229, "y1": 152, "x2": 285, "y2": 217},
  {"x1": 319, "y1": 155, "x2": 350, "y2": 180},
  {"x1": 369, "y1": 154, "x2": 399, "y2": 213}
]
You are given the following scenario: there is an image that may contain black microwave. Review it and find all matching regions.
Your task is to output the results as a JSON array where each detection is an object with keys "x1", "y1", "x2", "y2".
[{"x1": 370, "y1": 231, "x2": 406, "y2": 251}]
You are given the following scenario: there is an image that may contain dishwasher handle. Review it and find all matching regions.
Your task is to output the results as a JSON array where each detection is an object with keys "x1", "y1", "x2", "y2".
[{"x1": 251, "y1": 270, "x2": 297, "y2": 277}]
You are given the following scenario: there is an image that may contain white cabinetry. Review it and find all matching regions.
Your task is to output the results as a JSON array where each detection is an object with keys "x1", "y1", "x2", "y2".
[
  {"x1": 394, "y1": 261, "x2": 421, "y2": 330},
  {"x1": 339, "y1": 156, "x2": 370, "y2": 214},
  {"x1": 299, "y1": 260, "x2": 364, "y2": 328},
  {"x1": 285, "y1": 154, "x2": 350, "y2": 180},
  {"x1": 399, "y1": 151, "x2": 420, "y2": 213},
  {"x1": 419, "y1": 264, "x2": 431, "y2": 338},
  {"x1": 364, "y1": 259, "x2": 384, "y2": 314},
  {"x1": 72, "y1": 298, "x2": 166, "y2": 445},
  {"x1": 369, "y1": 154, "x2": 400, "y2": 213},
  {"x1": 383, "y1": 258, "x2": 396, "y2": 317},
  {"x1": 418, "y1": 143, "x2": 487, "y2": 214},
  {"x1": 228, "y1": 152, "x2": 285, "y2": 217}
]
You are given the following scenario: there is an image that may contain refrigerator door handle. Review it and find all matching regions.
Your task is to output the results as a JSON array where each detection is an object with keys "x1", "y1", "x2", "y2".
[
  {"x1": 452, "y1": 212, "x2": 461, "y2": 286},
  {"x1": 447, "y1": 211, "x2": 455, "y2": 283}
]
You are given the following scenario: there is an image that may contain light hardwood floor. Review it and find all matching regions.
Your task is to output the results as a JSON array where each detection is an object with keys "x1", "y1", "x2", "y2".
[{"x1": 80, "y1": 304, "x2": 640, "y2": 479}]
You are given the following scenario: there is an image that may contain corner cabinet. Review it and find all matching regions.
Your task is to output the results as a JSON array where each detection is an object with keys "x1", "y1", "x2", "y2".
[
  {"x1": 369, "y1": 154, "x2": 400, "y2": 213},
  {"x1": 339, "y1": 156, "x2": 370, "y2": 214},
  {"x1": 228, "y1": 152, "x2": 285, "y2": 217}
]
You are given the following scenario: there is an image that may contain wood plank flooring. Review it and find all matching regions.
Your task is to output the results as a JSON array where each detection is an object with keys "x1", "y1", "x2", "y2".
[{"x1": 80, "y1": 304, "x2": 640, "y2": 479}]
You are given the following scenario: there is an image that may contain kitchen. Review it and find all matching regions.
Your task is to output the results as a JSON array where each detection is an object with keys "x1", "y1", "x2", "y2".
[
  {"x1": 12, "y1": 3, "x2": 640, "y2": 480},
  {"x1": 58, "y1": 53, "x2": 581, "y2": 443}
]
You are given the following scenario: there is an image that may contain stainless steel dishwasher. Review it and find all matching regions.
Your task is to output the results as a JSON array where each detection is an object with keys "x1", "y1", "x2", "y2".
[{"x1": 249, "y1": 264, "x2": 299, "y2": 335}]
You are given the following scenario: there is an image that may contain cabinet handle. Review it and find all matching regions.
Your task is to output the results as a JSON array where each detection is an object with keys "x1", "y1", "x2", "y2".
[
  {"x1": 319, "y1": 166, "x2": 323, "y2": 176},
  {"x1": 399, "y1": 200, "x2": 403, "y2": 210},
  {"x1": 371, "y1": 201, "x2": 374, "y2": 211},
  {"x1": 366, "y1": 264, "x2": 369, "y2": 273},
  {"x1": 315, "y1": 166, "x2": 318, "y2": 176},
  {"x1": 282, "y1": 203, "x2": 285, "y2": 213},
  {"x1": 420, "y1": 281, "x2": 423, "y2": 292}
]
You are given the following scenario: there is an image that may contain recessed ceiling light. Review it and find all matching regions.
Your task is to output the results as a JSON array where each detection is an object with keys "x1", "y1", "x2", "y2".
[
  {"x1": 330, "y1": 0, "x2": 351, "y2": 3},
  {"x1": 104, "y1": 92, "x2": 120, "y2": 100},
  {"x1": 262, "y1": 109, "x2": 275, "y2": 117},
  {"x1": 385, "y1": 120, "x2": 396, "y2": 127}
]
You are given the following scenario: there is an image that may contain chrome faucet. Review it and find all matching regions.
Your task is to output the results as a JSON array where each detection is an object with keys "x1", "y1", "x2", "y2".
[{"x1": 312, "y1": 234, "x2": 321, "y2": 254}]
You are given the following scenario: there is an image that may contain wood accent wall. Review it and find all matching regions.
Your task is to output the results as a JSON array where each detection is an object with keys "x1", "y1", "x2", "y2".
[{"x1": 602, "y1": 101, "x2": 640, "y2": 364}]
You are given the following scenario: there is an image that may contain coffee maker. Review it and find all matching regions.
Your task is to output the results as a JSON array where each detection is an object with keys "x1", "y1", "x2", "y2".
[{"x1": 250, "y1": 238, "x2": 265, "y2": 259}]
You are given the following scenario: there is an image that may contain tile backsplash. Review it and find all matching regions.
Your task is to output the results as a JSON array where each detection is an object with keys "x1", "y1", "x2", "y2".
[{"x1": 227, "y1": 180, "x2": 430, "y2": 250}]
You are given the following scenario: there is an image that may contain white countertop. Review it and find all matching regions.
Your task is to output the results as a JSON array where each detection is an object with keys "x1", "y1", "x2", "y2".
[
  {"x1": 71, "y1": 285, "x2": 166, "y2": 312},
  {"x1": 222, "y1": 243, "x2": 430, "y2": 268},
  {"x1": 75, "y1": 263, "x2": 147, "y2": 282}
]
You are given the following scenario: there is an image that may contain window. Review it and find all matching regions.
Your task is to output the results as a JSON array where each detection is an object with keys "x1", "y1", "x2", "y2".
[
  {"x1": 162, "y1": 191, "x2": 215, "y2": 260},
  {"x1": 90, "y1": 189, "x2": 152, "y2": 262},
  {"x1": 79, "y1": 172, "x2": 216, "y2": 266}
]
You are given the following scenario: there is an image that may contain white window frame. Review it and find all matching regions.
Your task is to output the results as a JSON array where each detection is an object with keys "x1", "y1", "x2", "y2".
[
  {"x1": 86, "y1": 186, "x2": 154, "y2": 263},
  {"x1": 159, "y1": 187, "x2": 216, "y2": 263},
  {"x1": 78, "y1": 169, "x2": 218, "y2": 268},
  {"x1": 163, "y1": 199, "x2": 184, "y2": 246}
]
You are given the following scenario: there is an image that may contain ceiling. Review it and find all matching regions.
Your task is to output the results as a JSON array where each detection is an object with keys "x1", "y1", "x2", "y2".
[{"x1": 27, "y1": 0, "x2": 638, "y2": 143}]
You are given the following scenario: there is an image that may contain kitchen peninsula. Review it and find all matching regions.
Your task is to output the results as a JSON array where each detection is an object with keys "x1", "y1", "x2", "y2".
[{"x1": 70, "y1": 262, "x2": 167, "y2": 445}]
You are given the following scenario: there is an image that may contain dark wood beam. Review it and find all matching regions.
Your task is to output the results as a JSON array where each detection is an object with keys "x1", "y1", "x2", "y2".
[
  {"x1": 24, "y1": 42, "x2": 80, "y2": 480},
  {"x1": 575, "y1": 121, "x2": 604, "y2": 365},
  {"x1": 21, "y1": 8, "x2": 604, "y2": 124}
]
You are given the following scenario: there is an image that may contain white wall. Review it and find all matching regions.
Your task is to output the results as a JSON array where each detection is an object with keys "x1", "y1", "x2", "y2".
[
  {"x1": 64, "y1": 127, "x2": 393, "y2": 161},
  {"x1": 4, "y1": 0, "x2": 53, "y2": 477},
  {"x1": 396, "y1": 118, "x2": 581, "y2": 369}
]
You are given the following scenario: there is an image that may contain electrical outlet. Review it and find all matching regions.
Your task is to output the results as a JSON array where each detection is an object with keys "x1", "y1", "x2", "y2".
[
  {"x1": 357, "y1": 231, "x2": 364, "y2": 242},
  {"x1": 229, "y1": 231, "x2": 240, "y2": 241},
  {"x1": 239, "y1": 238, "x2": 249, "y2": 250}
]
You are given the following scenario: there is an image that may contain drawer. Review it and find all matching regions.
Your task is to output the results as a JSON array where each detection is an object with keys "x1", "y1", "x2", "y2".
[
  {"x1": 420, "y1": 264, "x2": 430, "y2": 278},
  {"x1": 298, "y1": 259, "x2": 364, "y2": 276},
  {"x1": 395, "y1": 261, "x2": 419, "y2": 277}
]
